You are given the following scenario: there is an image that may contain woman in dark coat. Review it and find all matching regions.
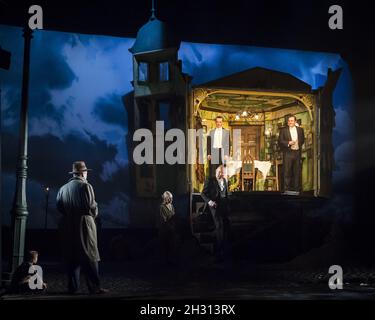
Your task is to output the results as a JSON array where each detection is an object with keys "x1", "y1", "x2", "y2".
[{"x1": 159, "y1": 191, "x2": 178, "y2": 265}]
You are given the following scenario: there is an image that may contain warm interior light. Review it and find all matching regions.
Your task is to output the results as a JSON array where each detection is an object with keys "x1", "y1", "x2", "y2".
[
  {"x1": 242, "y1": 111, "x2": 248, "y2": 117},
  {"x1": 265, "y1": 127, "x2": 272, "y2": 136}
]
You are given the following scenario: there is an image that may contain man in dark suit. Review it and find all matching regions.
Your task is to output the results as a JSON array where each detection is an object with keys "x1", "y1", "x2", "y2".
[
  {"x1": 278, "y1": 115, "x2": 305, "y2": 193},
  {"x1": 207, "y1": 115, "x2": 230, "y2": 176},
  {"x1": 201, "y1": 165, "x2": 230, "y2": 260}
]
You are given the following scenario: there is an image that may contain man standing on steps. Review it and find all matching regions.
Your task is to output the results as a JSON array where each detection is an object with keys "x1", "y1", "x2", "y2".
[{"x1": 201, "y1": 165, "x2": 230, "y2": 261}]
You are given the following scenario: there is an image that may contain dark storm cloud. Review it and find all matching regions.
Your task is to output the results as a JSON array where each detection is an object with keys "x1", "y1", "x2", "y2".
[
  {"x1": 0, "y1": 26, "x2": 24, "y2": 87},
  {"x1": 92, "y1": 93, "x2": 127, "y2": 129},
  {"x1": 28, "y1": 31, "x2": 77, "y2": 121},
  {"x1": 1, "y1": 172, "x2": 129, "y2": 228},
  {"x1": 2, "y1": 92, "x2": 20, "y2": 128},
  {"x1": 0, "y1": 26, "x2": 77, "y2": 91},
  {"x1": 28, "y1": 91, "x2": 66, "y2": 124},
  {"x1": 180, "y1": 44, "x2": 238, "y2": 85},
  {"x1": 89, "y1": 165, "x2": 131, "y2": 210},
  {"x1": 332, "y1": 62, "x2": 354, "y2": 116},
  {"x1": 0, "y1": 26, "x2": 77, "y2": 129},
  {"x1": 333, "y1": 131, "x2": 345, "y2": 149},
  {"x1": 32, "y1": 54, "x2": 76, "y2": 90},
  {"x1": 2, "y1": 129, "x2": 129, "y2": 227},
  {"x1": 179, "y1": 43, "x2": 342, "y2": 88},
  {"x1": 1, "y1": 131, "x2": 117, "y2": 191}
]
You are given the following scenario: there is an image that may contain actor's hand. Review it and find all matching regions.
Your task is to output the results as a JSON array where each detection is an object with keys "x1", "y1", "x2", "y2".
[
  {"x1": 208, "y1": 200, "x2": 216, "y2": 207},
  {"x1": 207, "y1": 154, "x2": 211, "y2": 161},
  {"x1": 288, "y1": 141, "x2": 295, "y2": 146}
]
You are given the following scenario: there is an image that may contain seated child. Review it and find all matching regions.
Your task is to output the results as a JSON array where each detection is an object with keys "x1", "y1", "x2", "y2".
[{"x1": 9, "y1": 250, "x2": 47, "y2": 294}]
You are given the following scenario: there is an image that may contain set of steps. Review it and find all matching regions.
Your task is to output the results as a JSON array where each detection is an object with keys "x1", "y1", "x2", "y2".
[
  {"x1": 1, "y1": 272, "x2": 12, "y2": 289},
  {"x1": 191, "y1": 210, "x2": 216, "y2": 254},
  {"x1": 194, "y1": 232, "x2": 215, "y2": 254},
  {"x1": 191, "y1": 208, "x2": 270, "y2": 255}
]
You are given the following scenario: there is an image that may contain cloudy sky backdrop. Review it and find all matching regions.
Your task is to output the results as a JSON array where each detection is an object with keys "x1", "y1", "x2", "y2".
[{"x1": 0, "y1": 25, "x2": 354, "y2": 228}]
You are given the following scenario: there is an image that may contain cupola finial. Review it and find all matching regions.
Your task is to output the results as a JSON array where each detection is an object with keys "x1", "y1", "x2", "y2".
[{"x1": 150, "y1": 0, "x2": 156, "y2": 20}]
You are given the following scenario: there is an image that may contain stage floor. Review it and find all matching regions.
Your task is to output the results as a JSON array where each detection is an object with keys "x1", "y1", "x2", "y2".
[{"x1": 2, "y1": 260, "x2": 375, "y2": 300}]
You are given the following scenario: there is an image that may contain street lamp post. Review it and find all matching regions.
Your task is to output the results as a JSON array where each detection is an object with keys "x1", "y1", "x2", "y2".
[
  {"x1": 10, "y1": 27, "x2": 33, "y2": 272},
  {"x1": 44, "y1": 187, "x2": 49, "y2": 230}
]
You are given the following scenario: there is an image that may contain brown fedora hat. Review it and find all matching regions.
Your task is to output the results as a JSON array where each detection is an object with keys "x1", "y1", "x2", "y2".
[{"x1": 69, "y1": 161, "x2": 92, "y2": 174}]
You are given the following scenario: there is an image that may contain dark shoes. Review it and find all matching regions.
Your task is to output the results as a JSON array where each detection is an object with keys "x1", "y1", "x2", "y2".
[
  {"x1": 90, "y1": 288, "x2": 109, "y2": 294},
  {"x1": 67, "y1": 289, "x2": 79, "y2": 295},
  {"x1": 68, "y1": 288, "x2": 109, "y2": 295}
]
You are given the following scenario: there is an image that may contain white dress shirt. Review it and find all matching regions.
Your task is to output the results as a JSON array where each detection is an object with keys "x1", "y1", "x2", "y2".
[
  {"x1": 213, "y1": 128, "x2": 223, "y2": 148},
  {"x1": 217, "y1": 178, "x2": 225, "y2": 191},
  {"x1": 289, "y1": 126, "x2": 299, "y2": 150},
  {"x1": 208, "y1": 179, "x2": 225, "y2": 207}
]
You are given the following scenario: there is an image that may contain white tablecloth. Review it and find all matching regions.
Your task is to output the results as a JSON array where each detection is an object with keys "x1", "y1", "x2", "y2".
[
  {"x1": 225, "y1": 160, "x2": 242, "y2": 177},
  {"x1": 225, "y1": 159, "x2": 273, "y2": 181},
  {"x1": 254, "y1": 160, "x2": 272, "y2": 178}
]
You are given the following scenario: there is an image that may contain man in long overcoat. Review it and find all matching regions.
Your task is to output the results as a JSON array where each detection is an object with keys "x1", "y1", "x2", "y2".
[{"x1": 56, "y1": 161, "x2": 108, "y2": 294}]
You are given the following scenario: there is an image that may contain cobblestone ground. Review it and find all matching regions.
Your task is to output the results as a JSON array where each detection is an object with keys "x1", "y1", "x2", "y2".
[
  {"x1": 2, "y1": 256, "x2": 375, "y2": 300},
  {"x1": 2, "y1": 236, "x2": 375, "y2": 300}
]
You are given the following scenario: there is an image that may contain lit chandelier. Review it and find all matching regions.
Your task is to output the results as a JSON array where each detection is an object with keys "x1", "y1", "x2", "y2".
[{"x1": 234, "y1": 110, "x2": 261, "y2": 121}]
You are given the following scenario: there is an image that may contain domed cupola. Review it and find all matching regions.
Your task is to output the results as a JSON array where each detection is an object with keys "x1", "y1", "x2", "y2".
[{"x1": 129, "y1": 4, "x2": 178, "y2": 54}]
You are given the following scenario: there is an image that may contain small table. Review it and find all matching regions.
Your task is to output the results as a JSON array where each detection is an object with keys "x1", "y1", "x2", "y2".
[{"x1": 254, "y1": 160, "x2": 281, "y2": 191}]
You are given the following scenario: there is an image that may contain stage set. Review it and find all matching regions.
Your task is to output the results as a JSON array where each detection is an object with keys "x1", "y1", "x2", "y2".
[
  {"x1": 188, "y1": 67, "x2": 341, "y2": 250},
  {"x1": 2, "y1": 0, "x2": 372, "y2": 302},
  {"x1": 121, "y1": 11, "x2": 342, "y2": 243},
  {"x1": 190, "y1": 66, "x2": 339, "y2": 197}
]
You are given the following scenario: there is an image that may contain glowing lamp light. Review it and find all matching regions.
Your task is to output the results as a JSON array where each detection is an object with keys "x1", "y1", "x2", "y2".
[
  {"x1": 242, "y1": 111, "x2": 248, "y2": 117},
  {"x1": 254, "y1": 114, "x2": 259, "y2": 120},
  {"x1": 235, "y1": 114, "x2": 240, "y2": 120}
]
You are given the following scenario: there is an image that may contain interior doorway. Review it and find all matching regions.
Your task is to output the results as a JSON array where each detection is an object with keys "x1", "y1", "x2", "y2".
[{"x1": 232, "y1": 125, "x2": 262, "y2": 160}]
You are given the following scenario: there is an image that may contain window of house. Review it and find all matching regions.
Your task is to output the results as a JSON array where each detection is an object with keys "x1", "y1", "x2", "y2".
[
  {"x1": 159, "y1": 61, "x2": 169, "y2": 82},
  {"x1": 138, "y1": 99, "x2": 150, "y2": 129},
  {"x1": 158, "y1": 101, "x2": 171, "y2": 130},
  {"x1": 138, "y1": 62, "x2": 149, "y2": 82}
]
